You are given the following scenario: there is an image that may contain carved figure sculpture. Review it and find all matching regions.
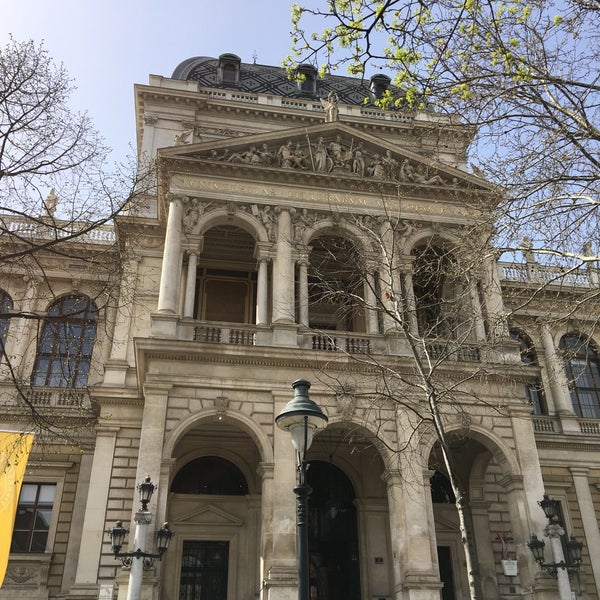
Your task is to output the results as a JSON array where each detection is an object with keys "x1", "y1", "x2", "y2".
[{"x1": 320, "y1": 91, "x2": 340, "y2": 122}]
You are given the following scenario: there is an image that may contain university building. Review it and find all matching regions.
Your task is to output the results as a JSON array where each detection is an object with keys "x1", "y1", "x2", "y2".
[{"x1": 1, "y1": 53, "x2": 599, "y2": 600}]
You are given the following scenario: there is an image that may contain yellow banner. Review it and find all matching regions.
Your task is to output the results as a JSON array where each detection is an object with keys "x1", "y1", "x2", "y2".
[{"x1": 0, "y1": 431, "x2": 34, "y2": 588}]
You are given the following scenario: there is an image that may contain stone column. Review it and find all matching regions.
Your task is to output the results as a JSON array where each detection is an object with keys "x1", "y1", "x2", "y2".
[
  {"x1": 483, "y1": 256, "x2": 508, "y2": 339},
  {"x1": 157, "y1": 194, "x2": 185, "y2": 314},
  {"x1": 385, "y1": 464, "x2": 441, "y2": 600},
  {"x1": 468, "y1": 281, "x2": 487, "y2": 342},
  {"x1": 72, "y1": 426, "x2": 119, "y2": 593},
  {"x1": 134, "y1": 384, "x2": 171, "y2": 488},
  {"x1": 183, "y1": 250, "x2": 198, "y2": 318},
  {"x1": 498, "y1": 472, "x2": 546, "y2": 598},
  {"x1": 3, "y1": 274, "x2": 40, "y2": 379},
  {"x1": 258, "y1": 462, "x2": 275, "y2": 600},
  {"x1": 264, "y1": 393, "x2": 300, "y2": 600},
  {"x1": 272, "y1": 209, "x2": 294, "y2": 323},
  {"x1": 255, "y1": 242, "x2": 272, "y2": 326},
  {"x1": 470, "y1": 500, "x2": 499, "y2": 598},
  {"x1": 104, "y1": 253, "x2": 140, "y2": 385},
  {"x1": 400, "y1": 257, "x2": 419, "y2": 336},
  {"x1": 61, "y1": 452, "x2": 93, "y2": 593},
  {"x1": 297, "y1": 259, "x2": 309, "y2": 327},
  {"x1": 570, "y1": 467, "x2": 600, "y2": 590},
  {"x1": 378, "y1": 220, "x2": 403, "y2": 326},
  {"x1": 271, "y1": 210, "x2": 298, "y2": 346},
  {"x1": 538, "y1": 321, "x2": 579, "y2": 432},
  {"x1": 364, "y1": 270, "x2": 380, "y2": 334}
]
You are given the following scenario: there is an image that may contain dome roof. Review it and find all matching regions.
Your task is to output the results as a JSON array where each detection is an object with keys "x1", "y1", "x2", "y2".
[{"x1": 171, "y1": 53, "x2": 393, "y2": 106}]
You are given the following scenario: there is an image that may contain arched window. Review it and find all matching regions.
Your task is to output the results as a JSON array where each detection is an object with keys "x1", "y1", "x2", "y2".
[
  {"x1": 170, "y1": 456, "x2": 249, "y2": 495},
  {"x1": 308, "y1": 235, "x2": 364, "y2": 332},
  {"x1": 0, "y1": 289, "x2": 13, "y2": 361},
  {"x1": 510, "y1": 329, "x2": 547, "y2": 415},
  {"x1": 430, "y1": 471, "x2": 456, "y2": 504},
  {"x1": 32, "y1": 295, "x2": 98, "y2": 388},
  {"x1": 412, "y1": 244, "x2": 464, "y2": 339},
  {"x1": 559, "y1": 334, "x2": 600, "y2": 419}
]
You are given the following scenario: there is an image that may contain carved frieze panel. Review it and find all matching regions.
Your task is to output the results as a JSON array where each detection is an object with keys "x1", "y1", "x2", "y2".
[{"x1": 202, "y1": 135, "x2": 459, "y2": 187}]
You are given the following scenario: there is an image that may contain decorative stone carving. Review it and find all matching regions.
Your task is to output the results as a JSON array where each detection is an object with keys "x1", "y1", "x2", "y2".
[
  {"x1": 182, "y1": 198, "x2": 213, "y2": 233},
  {"x1": 259, "y1": 205, "x2": 277, "y2": 241},
  {"x1": 292, "y1": 208, "x2": 318, "y2": 243},
  {"x1": 6, "y1": 566, "x2": 36, "y2": 583},
  {"x1": 205, "y1": 135, "x2": 458, "y2": 186},
  {"x1": 215, "y1": 396, "x2": 229, "y2": 414},
  {"x1": 173, "y1": 130, "x2": 193, "y2": 145},
  {"x1": 335, "y1": 389, "x2": 356, "y2": 419}
]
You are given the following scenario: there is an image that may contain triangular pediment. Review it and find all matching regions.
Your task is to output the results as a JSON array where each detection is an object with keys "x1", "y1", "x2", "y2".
[
  {"x1": 158, "y1": 122, "x2": 493, "y2": 192},
  {"x1": 171, "y1": 503, "x2": 243, "y2": 527}
]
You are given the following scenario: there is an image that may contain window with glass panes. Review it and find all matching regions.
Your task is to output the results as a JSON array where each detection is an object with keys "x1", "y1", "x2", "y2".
[
  {"x1": 560, "y1": 334, "x2": 600, "y2": 419},
  {"x1": 510, "y1": 329, "x2": 547, "y2": 414},
  {"x1": 32, "y1": 296, "x2": 98, "y2": 388},
  {"x1": 11, "y1": 483, "x2": 56, "y2": 553}
]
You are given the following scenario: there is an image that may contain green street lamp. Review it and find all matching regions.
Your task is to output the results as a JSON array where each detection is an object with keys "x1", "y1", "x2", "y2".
[{"x1": 276, "y1": 379, "x2": 328, "y2": 600}]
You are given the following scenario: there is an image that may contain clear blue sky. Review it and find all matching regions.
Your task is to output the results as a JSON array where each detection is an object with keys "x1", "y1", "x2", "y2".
[{"x1": 2, "y1": 0, "x2": 299, "y2": 163}]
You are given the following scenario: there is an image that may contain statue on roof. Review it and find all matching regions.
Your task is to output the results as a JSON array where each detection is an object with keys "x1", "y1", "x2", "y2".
[
  {"x1": 320, "y1": 91, "x2": 340, "y2": 122},
  {"x1": 43, "y1": 189, "x2": 58, "y2": 217}
]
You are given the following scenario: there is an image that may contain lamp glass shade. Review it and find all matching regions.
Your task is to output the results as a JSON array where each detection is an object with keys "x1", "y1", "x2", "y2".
[
  {"x1": 275, "y1": 380, "x2": 328, "y2": 452},
  {"x1": 138, "y1": 476, "x2": 155, "y2": 506},
  {"x1": 156, "y1": 522, "x2": 173, "y2": 554},
  {"x1": 289, "y1": 420, "x2": 314, "y2": 455},
  {"x1": 110, "y1": 521, "x2": 128, "y2": 554},
  {"x1": 539, "y1": 494, "x2": 558, "y2": 520},
  {"x1": 566, "y1": 536, "x2": 583, "y2": 565},
  {"x1": 527, "y1": 534, "x2": 545, "y2": 563}
]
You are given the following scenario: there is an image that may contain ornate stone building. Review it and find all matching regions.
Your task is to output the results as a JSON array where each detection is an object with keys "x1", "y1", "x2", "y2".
[{"x1": 0, "y1": 54, "x2": 599, "y2": 600}]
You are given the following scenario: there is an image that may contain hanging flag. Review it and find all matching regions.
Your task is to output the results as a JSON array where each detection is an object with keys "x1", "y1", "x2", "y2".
[{"x1": 0, "y1": 431, "x2": 34, "y2": 588}]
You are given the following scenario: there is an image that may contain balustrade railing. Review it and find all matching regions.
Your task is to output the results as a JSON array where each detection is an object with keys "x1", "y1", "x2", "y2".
[
  {"x1": 194, "y1": 323, "x2": 256, "y2": 346},
  {"x1": 4, "y1": 215, "x2": 115, "y2": 244},
  {"x1": 498, "y1": 261, "x2": 596, "y2": 288},
  {"x1": 307, "y1": 333, "x2": 373, "y2": 354},
  {"x1": 424, "y1": 341, "x2": 481, "y2": 362}
]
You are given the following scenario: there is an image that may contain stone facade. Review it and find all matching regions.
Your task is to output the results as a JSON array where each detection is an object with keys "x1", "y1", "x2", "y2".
[{"x1": 0, "y1": 54, "x2": 599, "y2": 600}]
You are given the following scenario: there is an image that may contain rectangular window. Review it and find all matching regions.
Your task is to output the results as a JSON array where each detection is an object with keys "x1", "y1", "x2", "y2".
[
  {"x1": 11, "y1": 483, "x2": 56, "y2": 553},
  {"x1": 179, "y1": 540, "x2": 229, "y2": 600}
]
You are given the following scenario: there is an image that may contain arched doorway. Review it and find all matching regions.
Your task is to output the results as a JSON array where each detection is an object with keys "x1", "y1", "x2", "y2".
[
  {"x1": 307, "y1": 460, "x2": 361, "y2": 600},
  {"x1": 171, "y1": 456, "x2": 249, "y2": 600},
  {"x1": 163, "y1": 418, "x2": 263, "y2": 600}
]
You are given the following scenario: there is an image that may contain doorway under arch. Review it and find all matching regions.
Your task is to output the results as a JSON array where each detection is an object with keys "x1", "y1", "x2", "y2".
[{"x1": 307, "y1": 460, "x2": 361, "y2": 600}]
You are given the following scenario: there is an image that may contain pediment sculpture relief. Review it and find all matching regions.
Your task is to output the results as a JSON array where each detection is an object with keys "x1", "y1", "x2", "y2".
[{"x1": 206, "y1": 136, "x2": 459, "y2": 186}]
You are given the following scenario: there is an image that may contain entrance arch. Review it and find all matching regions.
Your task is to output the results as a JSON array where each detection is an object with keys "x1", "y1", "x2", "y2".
[
  {"x1": 307, "y1": 461, "x2": 361, "y2": 600},
  {"x1": 162, "y1": 416, "x2": 265, "y2": 600}
]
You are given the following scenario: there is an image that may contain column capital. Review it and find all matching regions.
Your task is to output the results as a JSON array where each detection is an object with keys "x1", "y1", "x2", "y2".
[
  {"x1": 497, "y1": 473, "x2": 525, "y2": 492},
  {"x1": 398, "y1": 254, "x2": 416, "y2": 272},
  {"x1": 165, "y1": 192, "x2": 188, "y2": 205},
  {"x1": 254, "y1": 241, "x2": 273, "y2": 261},
  {"x1": 257, "y1": 462, "x2": 275, "y2": 478},
  {"x1": 569, "y1": 466, "x2": 590, "y2": 477}
]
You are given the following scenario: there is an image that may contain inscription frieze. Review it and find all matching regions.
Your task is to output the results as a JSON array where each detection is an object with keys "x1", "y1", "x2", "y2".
[{"x1": 170, "y1": 174, "x2": 475, "y2": 219}]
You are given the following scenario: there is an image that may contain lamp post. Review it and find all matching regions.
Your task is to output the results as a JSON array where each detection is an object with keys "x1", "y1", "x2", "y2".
[
  {"x1": 527, "y1": 494, "x2": 583, "y2": 600},
  {"x1": 107, "y1": 476, "x2": 173, "y2": 600},
  {"x1": 276, "y1": 379, "x2": 328, "y2": 600}
]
